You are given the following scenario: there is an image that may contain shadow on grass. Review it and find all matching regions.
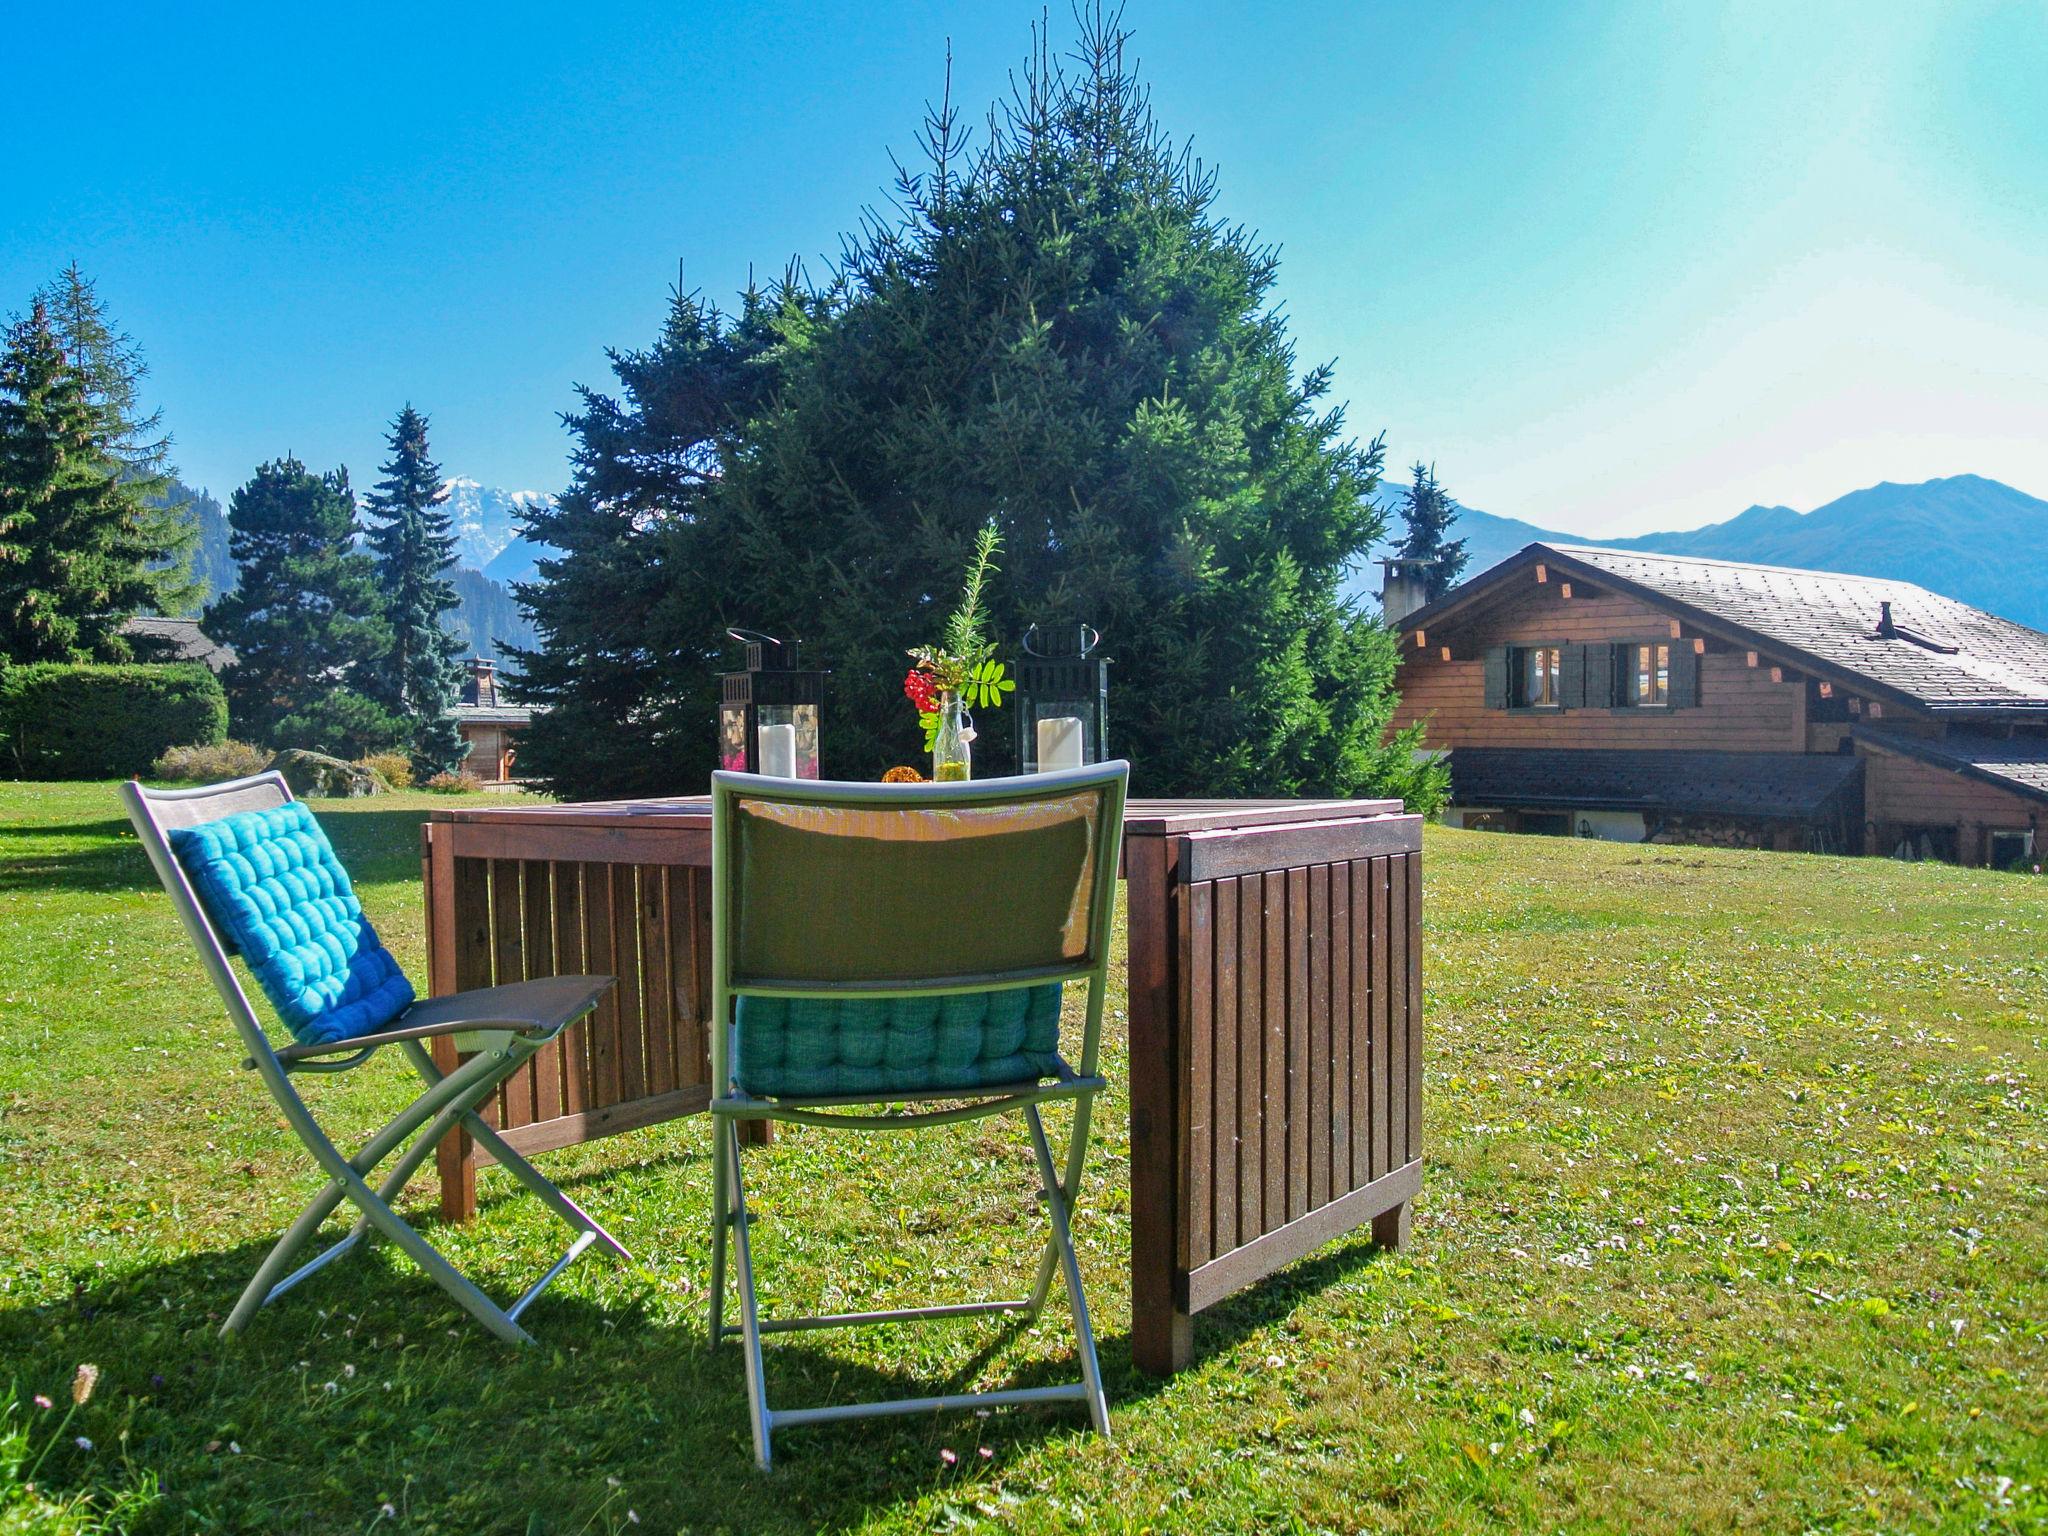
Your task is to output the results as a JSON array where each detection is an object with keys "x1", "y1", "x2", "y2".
[{"x1": 0, "y1": 804, "x2": 439, "y2": 896}]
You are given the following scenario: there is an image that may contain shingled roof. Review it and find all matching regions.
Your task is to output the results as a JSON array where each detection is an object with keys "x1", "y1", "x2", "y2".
[
  {"x1": 1850, "y1": 727, "x2": 2048, "y2": 808},
  {"x1": 1409, "y1": 544, "x2": 2048, "y2": 716},
  {"x1": 1450, "y1": 747, "x2": 1864, "y2": 820}
]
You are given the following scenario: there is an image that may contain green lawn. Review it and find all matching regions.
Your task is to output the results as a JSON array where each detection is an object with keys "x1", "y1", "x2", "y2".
[{"x1": 1, "y1": 781, "x2": 2043, "y2": 1534}]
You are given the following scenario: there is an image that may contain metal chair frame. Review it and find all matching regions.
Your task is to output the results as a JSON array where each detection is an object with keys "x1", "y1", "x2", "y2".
[
  {"x1": 121, "y1": 771, "x2": 631, "y2": 1345},
  {"x1": 708, "y1": 762, "x2": 1129, "y2": 1468}
]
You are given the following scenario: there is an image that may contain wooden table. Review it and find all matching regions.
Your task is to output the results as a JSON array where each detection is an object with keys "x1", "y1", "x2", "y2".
[{"x1": 422, "y1": 794, "x2": 1423, "y2": 1375}]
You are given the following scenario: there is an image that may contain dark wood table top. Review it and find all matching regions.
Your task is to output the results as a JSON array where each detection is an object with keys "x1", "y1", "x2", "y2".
[{"x1": 426, "y1": 793, "x2": 1407, "y2": 836}]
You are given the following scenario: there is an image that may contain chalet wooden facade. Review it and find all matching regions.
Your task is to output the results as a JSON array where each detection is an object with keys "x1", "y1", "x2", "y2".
[
  {"x1": 1390, "y1": 544, "x2": 2048, "y2": 867},
  {"x1": 446, "y1": 658, "x2": 534, "y2": 783}
]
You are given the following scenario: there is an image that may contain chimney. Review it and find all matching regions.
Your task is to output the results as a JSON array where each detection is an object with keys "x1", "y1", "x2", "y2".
[
  {"x1": 1875, "y1": 601, "x2": 1897, "y2": 639},
  {"x1": 1378, "y1": 557, "x2": 1439, "y2": 627},
  {"x1": 468, "y1": 657, "x2": 497, "y2": 707}
]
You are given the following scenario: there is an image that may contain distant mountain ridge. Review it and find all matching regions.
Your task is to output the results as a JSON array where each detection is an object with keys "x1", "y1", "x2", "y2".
[
  {"x1": 1358, "y1": 474, "x2": 2048, "y2": 631},
  {"x1": 163, "y1": 477, "x2": 548, "y2": 663}
]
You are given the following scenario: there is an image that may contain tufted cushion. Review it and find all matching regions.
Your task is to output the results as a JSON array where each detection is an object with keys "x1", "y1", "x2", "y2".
[
  {"x1": 169, "y1": 801, "x2": 415, "y2": 1045},
  {"x1": 734, "y1": 984, "x2": 1063, "y2": 1097}
]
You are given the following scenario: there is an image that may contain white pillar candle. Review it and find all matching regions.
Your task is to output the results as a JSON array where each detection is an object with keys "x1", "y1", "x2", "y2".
[
  {"x1": 1037, "y1": 715, "x2": 1084, "y2": 771},
  {"x1": 758, "y1": 722, "x2": 797, "y2": 778}
]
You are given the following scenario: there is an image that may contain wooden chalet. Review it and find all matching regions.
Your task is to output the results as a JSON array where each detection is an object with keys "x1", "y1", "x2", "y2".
[
  {"x1": 1390, "y1": 544, "x2": 2048, "y2": 867},
  {"x1": 445, "y1": 658, "x2": 534, "y2": 783}
]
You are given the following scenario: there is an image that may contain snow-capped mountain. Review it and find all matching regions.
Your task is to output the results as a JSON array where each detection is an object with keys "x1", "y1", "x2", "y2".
[{"x1": 438, "y1": 478, "x2": 551, "y2": 570}]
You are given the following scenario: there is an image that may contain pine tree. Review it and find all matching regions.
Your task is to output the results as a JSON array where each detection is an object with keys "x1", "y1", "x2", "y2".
[
  {"x1": 203, "y1": 457, "x2": 402, "y2": 754},
  {"x1": 0, "y1": 301, "x2": 168, "y2": 661},
  {"x1": 363, "y1": 405, "x2": 468, "y2": 774},
  {"x1": 36, "y1": 264, "x2": 200, "y2": 615},
  {"x1": 506, "y1": 282, "x2": 822, "y2": 798},
  {"x1": 1395, "y1": 461, "x2": 1468, "y2": 602},
  {"x1": 514, "y1": 10, "x2": 1442, "y2": 807}
]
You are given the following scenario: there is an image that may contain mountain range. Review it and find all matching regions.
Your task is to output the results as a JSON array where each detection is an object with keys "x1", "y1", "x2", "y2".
[
  {"x1": 1355, "y1": 474, "x2": 2048, "y2": 631},
  {"x1": 162, "y1": 478, "x2": 552, "y2": 663}
]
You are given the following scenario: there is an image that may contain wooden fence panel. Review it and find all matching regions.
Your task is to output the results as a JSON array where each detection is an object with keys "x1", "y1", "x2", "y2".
[{"x1": 1130, "y1": 812, "x2": 1424, "y2": 1375}]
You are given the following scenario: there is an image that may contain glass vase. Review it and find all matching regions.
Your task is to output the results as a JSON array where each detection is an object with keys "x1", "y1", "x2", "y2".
[{"x1": 931, "y1": 691, "x2": 972, "y2": 782}]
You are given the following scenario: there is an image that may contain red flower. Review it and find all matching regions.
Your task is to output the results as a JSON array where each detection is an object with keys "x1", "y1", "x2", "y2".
[{"x1": 904, "y1": 668, "x2": 939, "y2": 713}]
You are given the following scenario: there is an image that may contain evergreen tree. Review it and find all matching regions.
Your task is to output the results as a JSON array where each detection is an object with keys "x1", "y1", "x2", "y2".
[
  {"x1": 363, "y1": 405, "x2": 467, "y2": 774},
  {"x1": 204, "y1": 457, "x2": 402, "y2": 754},
  {"x1": 1394, "y1": 461, "x2": 1468, "y2": 602},
  {"x1": 506, "y1": 281, "x2": 821, "y2": 798},
  {"x1": 36, "y1": 264, "x2": 200, "y2": 615},
  {"x1": 0, "y1": 301, "x2": 168, "y2": 661},
  {"x1": 516, "y1": 10, "x2": 1441, "y2": 807}
]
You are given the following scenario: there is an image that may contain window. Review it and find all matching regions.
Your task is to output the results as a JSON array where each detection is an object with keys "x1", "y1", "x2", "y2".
[
  {"x1": 1631, "y1": 642, "x2": 1671, "y2": 707},
  {"x1": 1990, "y1": 829, "x2": 2035, "y2": 871},
  {"x1": 1516, "y1": 645, "x2": 1562, "y2": 708}
]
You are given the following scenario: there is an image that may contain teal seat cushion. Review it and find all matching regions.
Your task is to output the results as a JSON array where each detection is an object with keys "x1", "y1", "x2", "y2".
[
  {"x1": 734, "y1": 984, "x2": 1064, "y2": 1098},
  {"x1": 170, "y1": 801, "x2": 415, "y2": 1046}
]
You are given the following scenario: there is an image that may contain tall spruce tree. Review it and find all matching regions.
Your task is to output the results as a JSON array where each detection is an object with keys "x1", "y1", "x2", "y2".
[
  {"x1": 204, "y1": 457, "x2": 402, "y2": 753},
  {"x1": 506, "y1": 280, "x2": 823, "y2": 797},
  {"x1": 0, "y1": 301, "x2": 169, "y2": 661},
  {"x1": 1395, "y1": 462, "x2": 1468, "y2": 602},
  {"x1": 515, "y1": 11, "x2": 1442, "y2": 806},
  {"x1": 36, "y1": 264, "x2": 200, "y2": 615},
  {"x1": 363, "y1": 405, "x2": 467, "y2": 773}
]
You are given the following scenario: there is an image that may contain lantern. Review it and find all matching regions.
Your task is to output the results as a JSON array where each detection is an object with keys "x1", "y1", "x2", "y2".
[
  {"x1": 1015, "y1": 622, "x2": 1109, "y2": 774},
  {"x1": 718, "y1": 629, "x2": 825, "y2": 778}
]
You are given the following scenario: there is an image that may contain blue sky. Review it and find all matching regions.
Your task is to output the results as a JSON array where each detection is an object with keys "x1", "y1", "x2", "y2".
[{"x1": 9, "y1": 1, "x2": 2045, "y2": 535}]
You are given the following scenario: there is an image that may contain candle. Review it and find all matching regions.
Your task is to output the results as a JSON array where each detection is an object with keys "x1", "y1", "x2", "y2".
[
  {"x1": 1037, "y1": 715, "x2": 1084, "y2": 771},
  {"x1": 758, "y1": 722, "x2": 797, "y2": 778}
]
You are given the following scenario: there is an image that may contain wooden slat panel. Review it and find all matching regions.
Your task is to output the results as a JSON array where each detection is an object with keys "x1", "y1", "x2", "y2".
[
  {"x1": 1286, "y1": 865, "x2": 1310, "y2": 1224},
  {"x1": 1181, "y1": 814, "x2": 1421, "y2": 883},
  {"x1": 1211, "y1": 875, "x2": 1239, "y2": 1258},
  {"x1": 582, "y1": 863, "x2": 619, "y2": 1107},
  {"x1": 451, "y1": 857, "x2": 496, "y2": 1129},
  {"x1": 1236, "y1": 873, "x2": 1263, "y2": 1244},
  {"x1": 641, "y1": 866, "x2": 676, "y2": 1098},
  {"x1": 1183, "y1": 1159, "x2": 1423, "y2": 1314},
  {"x1": 666, "y1": 867, "x2": 702, "y2": 1089},
  {"x1": 1307, "y1": 862, "x2": 1330, "y2": 1213},
  {"x1": 693, "y1": 866, "x2": 714, "y2": 1082},
  {"x1": 610, "y1": 864, "x2": 646, "y2": 1106},
  {"x1": 1328, "y1": 861, "x2": 1353, "y2": 1195},
  {"x1": 1348, "y1": 859, "x2": 1371, "y2": 1189},
  {"x1": 439, "y1": 820, "x2": 710, "y2": 867},
  {"x1": 522, "y1": 861, "x2": 564, "y2": 1127},
  {"x1": 490, "y1": 860, "x2": 530, "y2": 1128},
  {"x1": 1387, "y1": 854, "x2": 1409, "y2": 1167},
  {"x1": 1404, "y1": 850, "x2": 1424, "y2": 1162},
  {"x1": 1261, "y1": 869, "x2": 1286, "y2": 1236},
  {"x1": 1181, "y1": 879, "x2": 1213, "y2": 1269},
  {"x1": 1369, "y1": 854, "x2": 1392, "y2": 1183},
  {"x1": 554, "y1": 863, "x2": 588, "y2": 1116}
]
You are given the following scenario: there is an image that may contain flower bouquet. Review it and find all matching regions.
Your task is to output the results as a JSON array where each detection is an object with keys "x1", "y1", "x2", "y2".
[{"x1": 904, "y1": 525, "x2": 1014, "y2": 781}]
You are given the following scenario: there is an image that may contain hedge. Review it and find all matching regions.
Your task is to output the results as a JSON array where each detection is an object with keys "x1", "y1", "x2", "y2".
[{"x1": 0, "y1": 662, "x2": 229, "y2": 779}]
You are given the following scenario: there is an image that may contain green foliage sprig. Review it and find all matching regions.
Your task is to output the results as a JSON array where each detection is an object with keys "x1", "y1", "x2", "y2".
[{"x1": 905, "y1": 524, "x2": 1015, "y2": 746}]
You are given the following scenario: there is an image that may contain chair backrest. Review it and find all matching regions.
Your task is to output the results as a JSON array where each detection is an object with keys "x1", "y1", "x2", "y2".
[
  {"x1": 121, "y1": 771, "x2": 295, "y2": 1061},
  {"x1": 712, "y1": 762, "x2": 1129, "y2": 997}
]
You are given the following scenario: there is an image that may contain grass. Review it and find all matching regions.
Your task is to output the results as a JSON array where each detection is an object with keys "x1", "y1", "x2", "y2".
[{"x1": 0, "y1": 780, "x2": 2043, "y2": 1533}]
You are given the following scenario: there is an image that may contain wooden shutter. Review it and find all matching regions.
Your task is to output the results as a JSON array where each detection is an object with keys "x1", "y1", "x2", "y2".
[
  {"x1": 1559, "y1": 643, "x2": 1587, "y2": 709},
  {"x1": 1585, "y1": 642, "x2": 1616, "y2": 709},
  {"x1": 1669, "y1": 643, "x2": 1700, "y2": 707},
  {"x1": 1482, "y1": 647, "x2": 1510, "y2": 710}
]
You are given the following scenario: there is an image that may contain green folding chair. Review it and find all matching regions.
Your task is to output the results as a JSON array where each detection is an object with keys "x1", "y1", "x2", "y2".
[
  {"x1": 707, "y1": 760, "x2": 1130, "y2": 1468},
  {"x1": 122, "y1": 770, "x2": 631, "y2": 1346}
]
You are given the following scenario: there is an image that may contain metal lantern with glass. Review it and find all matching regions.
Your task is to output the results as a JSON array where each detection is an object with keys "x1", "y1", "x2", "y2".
[
  {"x1": 1015, "y1": 623, "x2": 1109, "y2": 774},
  {"x1": 719, "y1": 630, "x2": 825, "y2": 779}
]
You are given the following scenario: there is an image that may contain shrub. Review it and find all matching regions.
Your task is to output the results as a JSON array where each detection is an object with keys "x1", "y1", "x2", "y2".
[
  {"x1": 0, "y1": 663, "x2": 228, "y2": 779},
  {"x1": 423, "y1": 769, "x2": 485, "y2": 794},
  {"x1": 357, "y1": 751, "x2": 414, "y2": 789},
  {"x1": 152, "y1": 739, "x2": 271, "y2": 783}
]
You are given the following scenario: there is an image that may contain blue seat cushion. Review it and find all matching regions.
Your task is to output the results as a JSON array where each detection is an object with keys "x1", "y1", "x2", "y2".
[
  {"x1": 169, "y1": 801, "x2": 415, "y2": 1046},
  {"x1": 734, "y1": 984, "x2": 1064, "y2": 1098}
]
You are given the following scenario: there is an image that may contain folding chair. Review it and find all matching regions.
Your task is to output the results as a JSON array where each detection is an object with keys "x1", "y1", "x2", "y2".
[
  {"x1": 707, "y1": 760, "x2": 1130, "y2": 1468},
  {"x1": 122, "y1": 771, "x2": 631, "y2": 1346}
]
